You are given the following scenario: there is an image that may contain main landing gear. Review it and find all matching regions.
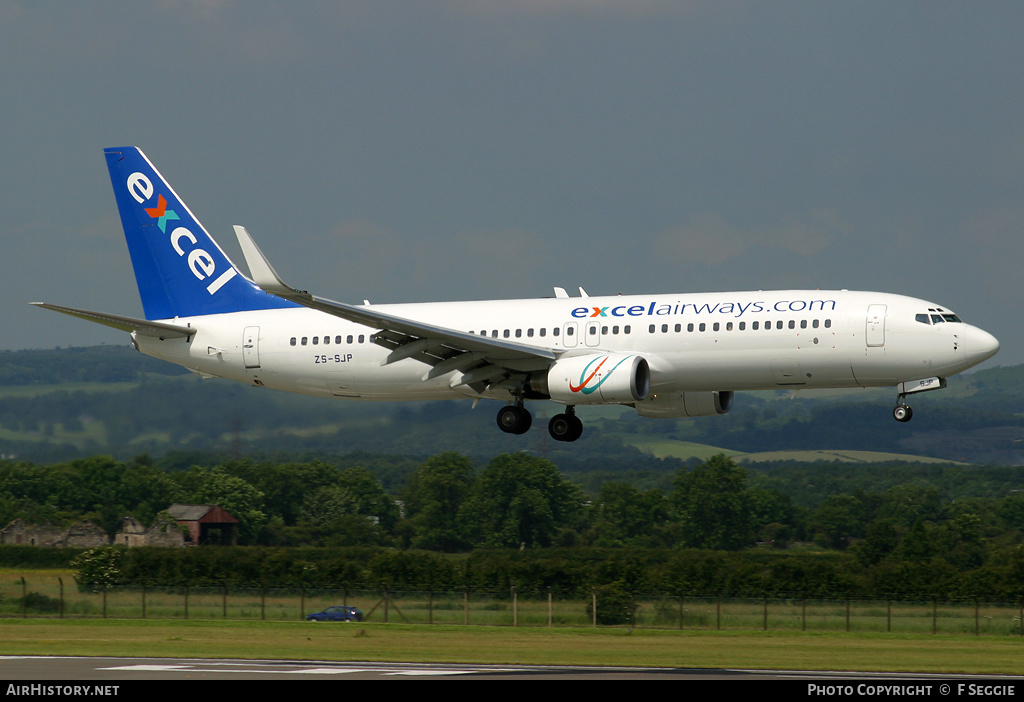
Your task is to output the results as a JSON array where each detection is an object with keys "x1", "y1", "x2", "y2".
[{"x1": 496, "y1": 403, "x2": 584, "y2": 442}]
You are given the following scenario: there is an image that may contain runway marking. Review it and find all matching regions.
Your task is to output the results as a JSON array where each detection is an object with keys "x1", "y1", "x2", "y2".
[{"x1": 98, "y1": 663, "x2": 493, "y2": 676}]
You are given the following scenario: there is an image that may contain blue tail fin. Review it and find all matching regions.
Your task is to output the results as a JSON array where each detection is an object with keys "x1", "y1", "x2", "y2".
[{"x1": 105, "y1": 146, "x2": 296, "y2": 320}]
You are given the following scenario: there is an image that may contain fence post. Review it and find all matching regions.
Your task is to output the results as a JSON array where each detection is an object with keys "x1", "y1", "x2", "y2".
[
  {"x1": 59, "y1": 577, "x2": 64, "y2": 620},
  {"x1": 222, "y1": 584, "x2": 228, "y2": 619},
  {"x1": 512, "y1": 585, "x2": 517, "y2": 627}
]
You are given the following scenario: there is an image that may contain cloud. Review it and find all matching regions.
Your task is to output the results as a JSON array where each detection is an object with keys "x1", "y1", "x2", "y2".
[{"x1": 652, "y1": 209, "x2": 851, "y2": 267}]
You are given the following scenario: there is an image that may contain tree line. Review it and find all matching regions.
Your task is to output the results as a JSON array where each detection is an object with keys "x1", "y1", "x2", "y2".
[{"x1": 3, "y1": 451, "x2": 1024, "y2": 594}]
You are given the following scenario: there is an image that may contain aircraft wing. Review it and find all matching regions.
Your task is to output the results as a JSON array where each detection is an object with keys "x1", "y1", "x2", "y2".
[
  {"x1": 30, "y1": 302, "x2": 195, "y2": 339},
  {"x1": 233, "y1": 226, "x2": 557, "y2": 390}
]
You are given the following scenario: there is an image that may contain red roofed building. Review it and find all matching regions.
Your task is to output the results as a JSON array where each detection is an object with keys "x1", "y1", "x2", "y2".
[{"x1": 166, "y1": 504, "x2": 239, "y2": 546}]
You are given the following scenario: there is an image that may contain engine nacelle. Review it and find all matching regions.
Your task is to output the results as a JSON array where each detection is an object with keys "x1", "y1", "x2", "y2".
[
  {"x1": 547, "y1": 353, "x2": 650, "y2": 405},
  {"x1": 634, "y1": 391, "x2": 734, "y2": 418}
]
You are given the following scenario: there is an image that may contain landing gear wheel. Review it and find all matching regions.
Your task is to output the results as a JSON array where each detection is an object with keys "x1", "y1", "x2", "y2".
[
  {"x1": 548, "y1": 413, "x2": 584, "y2": 442},
  {"x1": 893, "y1": 405, "x2": 913, "y2": 423},
  {"x1": 497, "y1": 405, "x2": 532, "y2": 435}
]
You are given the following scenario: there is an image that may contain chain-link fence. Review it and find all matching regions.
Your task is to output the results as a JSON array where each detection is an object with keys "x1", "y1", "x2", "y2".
[{"x1": 3, "y1": 573, "x2": 1023, "y2": 636}]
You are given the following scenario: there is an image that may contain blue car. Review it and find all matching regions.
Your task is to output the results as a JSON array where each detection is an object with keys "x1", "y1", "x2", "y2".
[{"x1": 306, "y1": 606, "x2": 364, "y2": 622}]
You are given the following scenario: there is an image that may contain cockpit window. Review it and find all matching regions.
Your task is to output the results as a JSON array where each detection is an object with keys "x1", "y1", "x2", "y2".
[{"x1": 917, "y1": 312, "x2": 964, "y2": 325}]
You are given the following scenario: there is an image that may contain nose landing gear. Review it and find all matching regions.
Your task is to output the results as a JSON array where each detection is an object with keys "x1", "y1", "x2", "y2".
[{"x1": 893, "y1": 402, "x2": 913, "y2": 422}]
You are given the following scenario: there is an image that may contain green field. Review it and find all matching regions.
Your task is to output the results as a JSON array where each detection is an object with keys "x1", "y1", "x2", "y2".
[{"x1": 1, "y1": 619, "x2": 1023, "y2": 675}]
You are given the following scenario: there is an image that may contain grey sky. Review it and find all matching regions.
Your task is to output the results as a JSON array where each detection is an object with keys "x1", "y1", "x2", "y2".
[{"x1": 3, "y1": 1, "x2": 1021, "y2": 365}]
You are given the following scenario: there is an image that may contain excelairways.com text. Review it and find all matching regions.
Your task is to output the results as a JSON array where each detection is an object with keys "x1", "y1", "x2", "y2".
[{"x1": 570, "y1": 298, "x2": 838, "y2": 320}]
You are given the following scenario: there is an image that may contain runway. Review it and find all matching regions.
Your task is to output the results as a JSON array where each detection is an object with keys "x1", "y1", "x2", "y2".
[{"x1": 3, "y1": 656, "x2": 1023, "y2": 683}]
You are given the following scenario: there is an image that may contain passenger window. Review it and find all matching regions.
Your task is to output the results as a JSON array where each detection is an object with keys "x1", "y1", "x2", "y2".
[
  {"x1": 290, "y1": 337, "x2": 296, "y2": 346},
  {"x1": 752, "y1": 321, "x2": 759, "y2": 330},
  {"x1": 566, "y1": 327, "x2": 574, "y2": 336},
  {"x1": 624, "y1": 325, "x2": 631, "y2": 334},
  {"x1": 726, "y1": 322, "x2": 733, "y2": 331},
  {"x1": 358, "y1": 335, "x2": 365, "y2": 343},
  {"x1": 301, "y1": 337, "x2": 308, "y2": 346},
  {"x1": 553, "y1": 328, "x2": 560, "y2": 337},
  {"x1": 824, "y1": 319, "x2": 832, "y2": 328},
  {"x1": 540, "y1": 328, "x2": 547, "y2": 337},
  {"x1": 312, "y1": 336, "x2": 319, "y2": 345},
  {"x1": 347, "y1": 335, "x2": 353, "y2": 344},
  {"x1": 515, "y1": 329, "x2": 522, "y2": 338},
  {"x1": 812, "y1": 319, "x2": 819, "y2": 329},
  {"x1": 649, "y1": 324, "x2": 656, "y2": 333},
  {"x1": 699, "y1": 323, "x2": 706, "y2": 332},
  {"x1": 335, "y1": 336, "x2": 342, "y2": 344}
]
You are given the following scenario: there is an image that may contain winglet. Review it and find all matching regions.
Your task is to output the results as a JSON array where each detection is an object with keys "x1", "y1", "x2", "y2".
[{"x1": 233, "y1": 225, "x2": 306, "y2": 298}]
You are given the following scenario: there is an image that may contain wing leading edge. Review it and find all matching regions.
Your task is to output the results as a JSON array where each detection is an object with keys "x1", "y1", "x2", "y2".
[{"x1": 232, "y1": 226, "x2": 557, "y2": 392}]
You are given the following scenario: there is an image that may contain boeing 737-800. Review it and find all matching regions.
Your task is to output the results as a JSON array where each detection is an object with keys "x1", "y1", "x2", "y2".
[{"x1": 33, "y1": 147, "x2": 1000, "y2": 442}]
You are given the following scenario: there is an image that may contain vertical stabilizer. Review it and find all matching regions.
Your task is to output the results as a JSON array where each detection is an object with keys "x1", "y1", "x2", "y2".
[{"x1": 104, "y1": 146, "x2": 295, "y2": 320}]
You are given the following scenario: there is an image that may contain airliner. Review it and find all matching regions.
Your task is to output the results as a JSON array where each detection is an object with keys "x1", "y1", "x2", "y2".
[{"x1": 33, "y1": 147, "x2": 1000, "y2": 442}]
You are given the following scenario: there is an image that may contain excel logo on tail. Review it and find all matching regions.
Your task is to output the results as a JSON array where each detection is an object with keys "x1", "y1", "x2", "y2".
[
  {"x1": 569, "y1": 355, "x2": 629, "y2": 395},
  {"x1": 126, "y1": 172, "x2": 237, "y2": 296}
]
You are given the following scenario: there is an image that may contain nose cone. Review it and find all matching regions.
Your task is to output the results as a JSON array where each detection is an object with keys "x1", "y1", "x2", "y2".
[{"x1": 965, "y1": 325, "x2": 1000, "y2": 365}]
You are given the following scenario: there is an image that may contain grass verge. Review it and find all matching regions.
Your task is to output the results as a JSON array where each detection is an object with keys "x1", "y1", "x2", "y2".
[{"x1": 1, "y1": 619, "x2": 1023, "y2": 675}]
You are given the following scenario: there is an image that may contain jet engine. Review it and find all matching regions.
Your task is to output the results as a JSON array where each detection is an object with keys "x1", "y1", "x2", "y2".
[
  {"x1": 634, "y1": 391, "x2": 734, "y2": 418},
  {"x1": 544, "y1": 353, "x2": 650, "y2": 405}
]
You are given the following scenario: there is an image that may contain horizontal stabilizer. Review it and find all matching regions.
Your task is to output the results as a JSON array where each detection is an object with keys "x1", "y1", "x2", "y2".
[{"x1": 30, "y1": 303, "x2": 195, "y2": 339}]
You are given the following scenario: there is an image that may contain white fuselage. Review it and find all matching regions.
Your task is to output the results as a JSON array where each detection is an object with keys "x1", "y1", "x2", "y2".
[{"x1": 134, "y1": 289, "x2": 997, "y2": 405}]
